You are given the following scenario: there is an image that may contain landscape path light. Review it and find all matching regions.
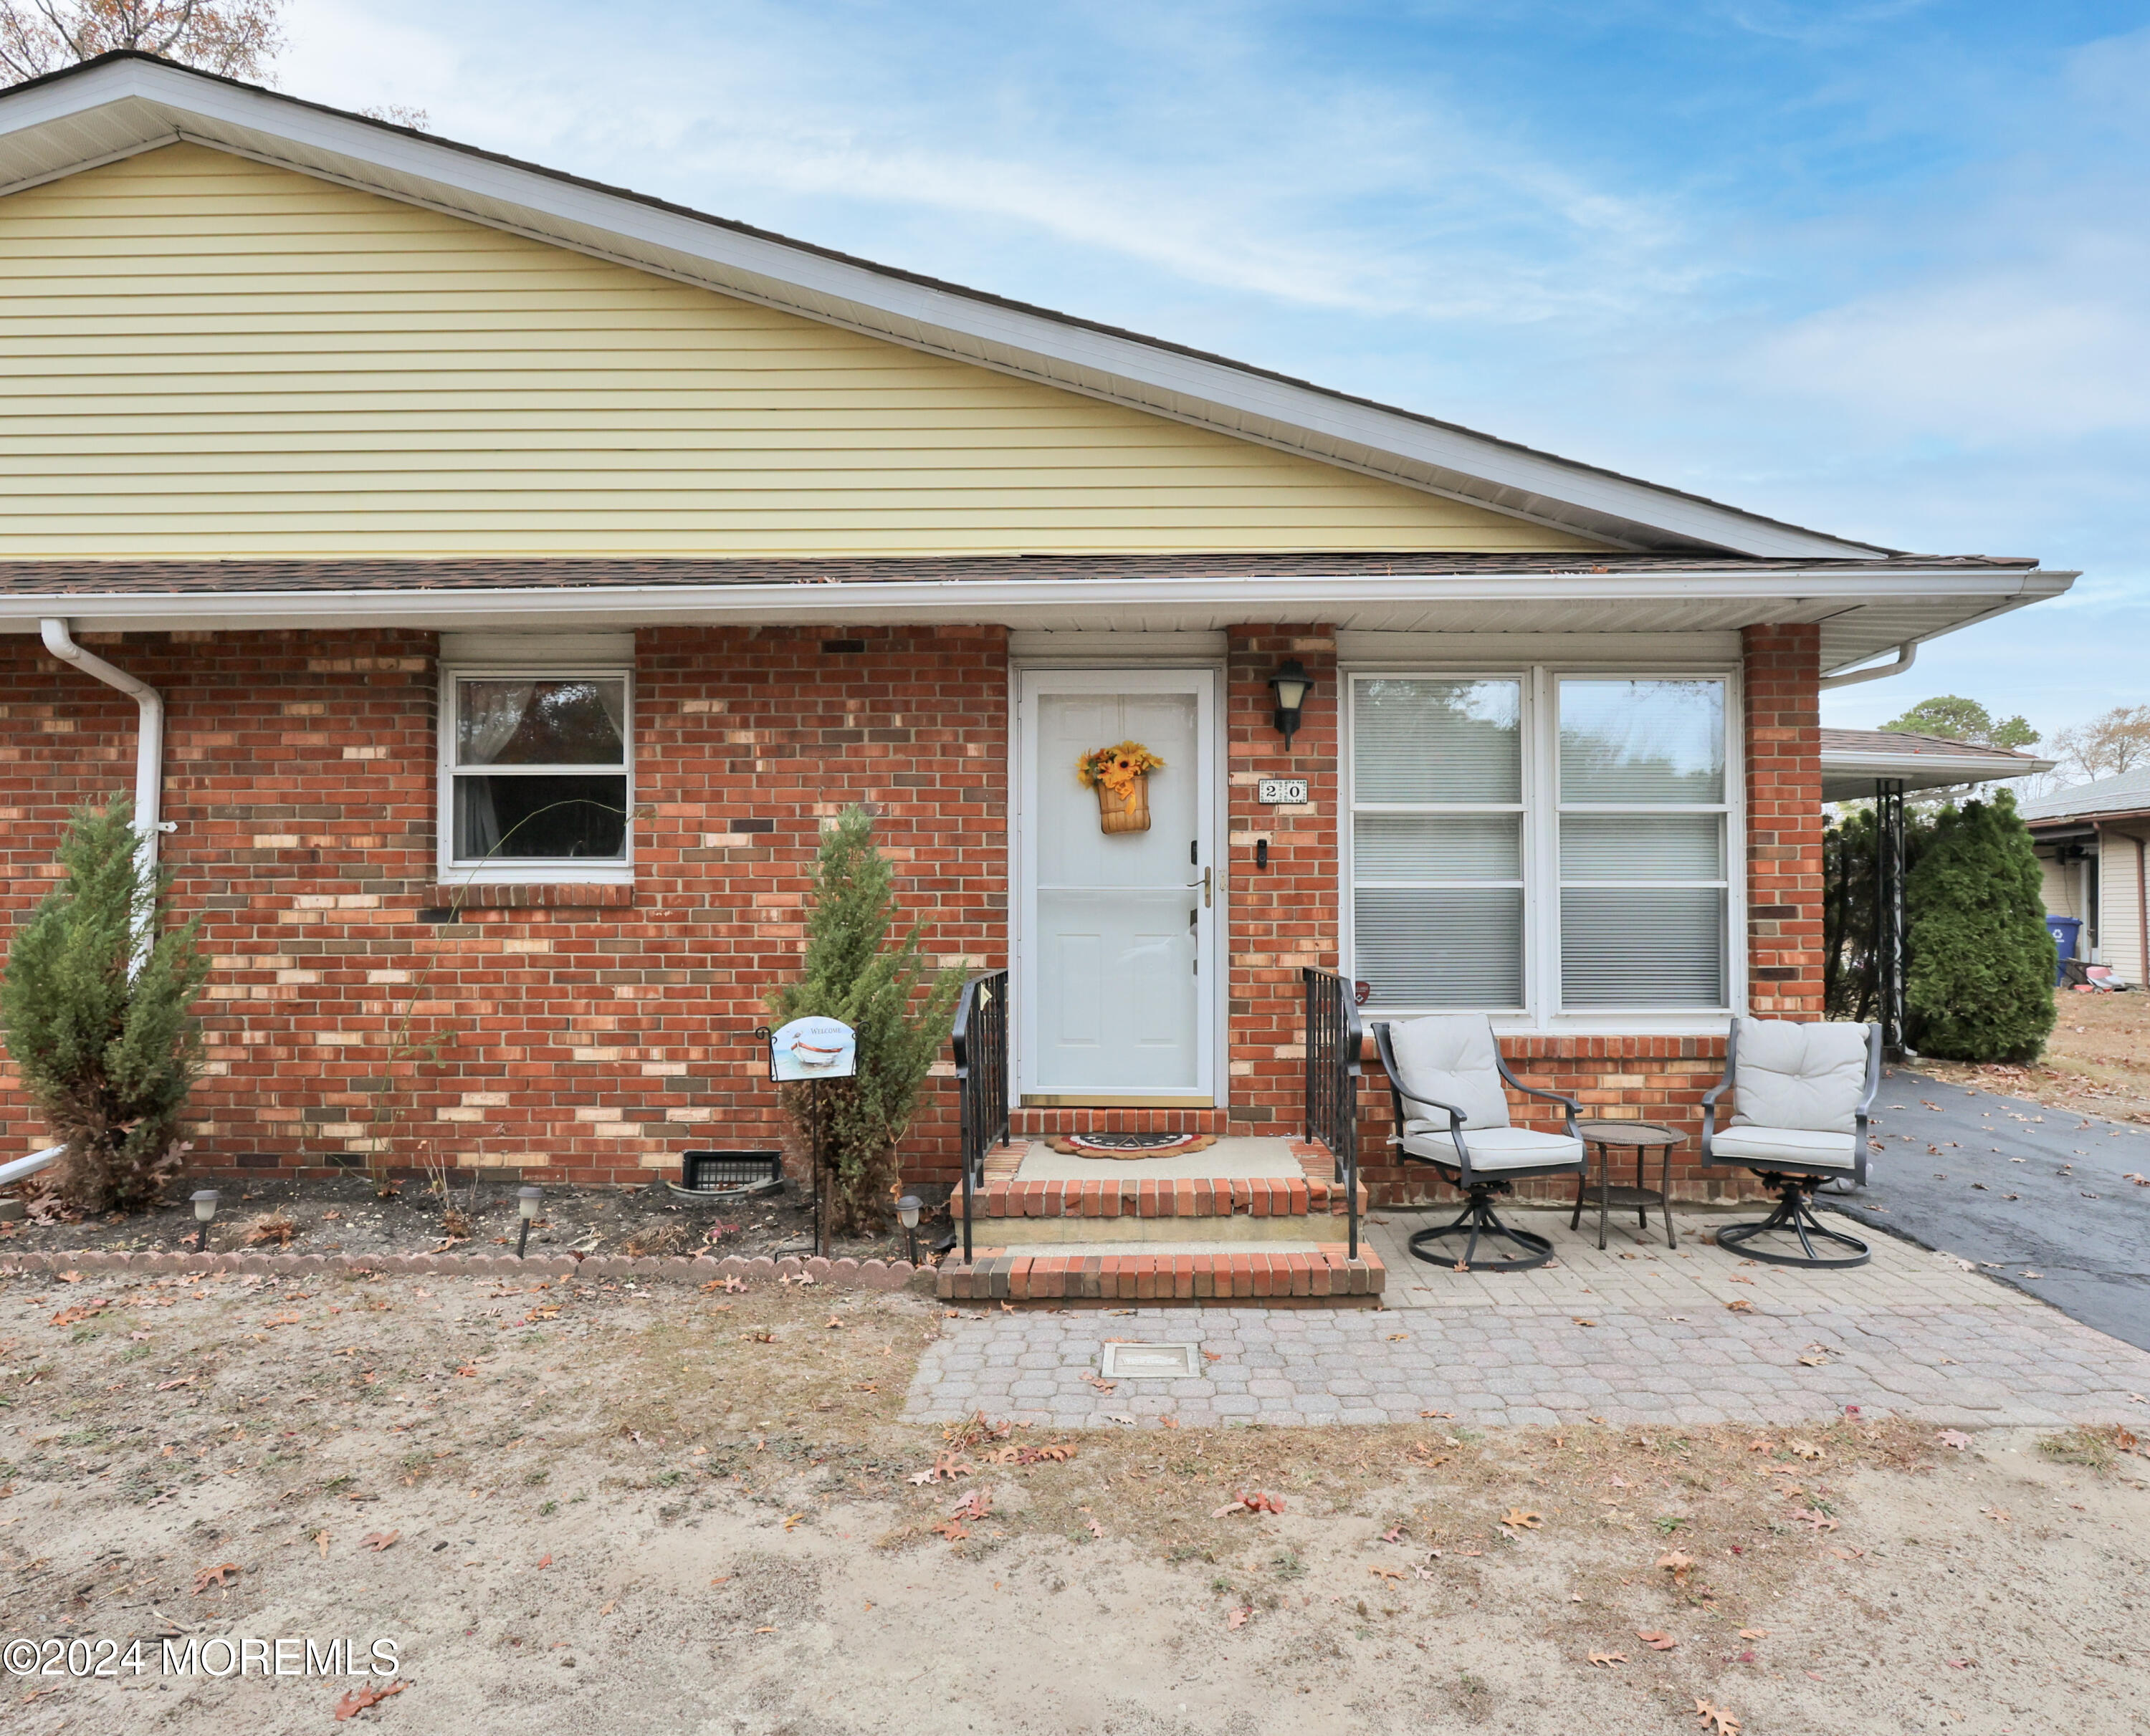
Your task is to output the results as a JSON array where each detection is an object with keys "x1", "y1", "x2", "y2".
[
  {"x1": 897, "y1": 1194, "x2": 922, "y2": 1266},
  {"x1": 190, "y1": 1189, "x2": 219, "y2": 1253},
  {"x1": 517, "y1": 1186, "x2": 543, "y2": 1258}
]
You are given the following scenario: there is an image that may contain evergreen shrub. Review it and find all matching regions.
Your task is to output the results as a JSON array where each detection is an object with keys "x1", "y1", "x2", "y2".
[
  {"x1": 1902, "y1": 790, "x2": 2055, "y2": 1063},
  {"x1": 1, "y1": 798, "x2": 209, "y2": 1211},
  {"x1": 765, "y1": 806, "x2": 964, "y2": 1236}
]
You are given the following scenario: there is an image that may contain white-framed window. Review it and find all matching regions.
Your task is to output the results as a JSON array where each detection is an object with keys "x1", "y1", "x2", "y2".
[
  {"x1": 439, "y1": 667, "x2": 633, "y2": 881},
  {"x1": 1343, "y1": 668, "x2": 1739, "y2": 1027}
]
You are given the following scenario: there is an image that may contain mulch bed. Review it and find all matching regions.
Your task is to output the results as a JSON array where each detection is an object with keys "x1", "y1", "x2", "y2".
[{"x1": 0, "y1": 1172, "x2": 926, "y2": 1267}]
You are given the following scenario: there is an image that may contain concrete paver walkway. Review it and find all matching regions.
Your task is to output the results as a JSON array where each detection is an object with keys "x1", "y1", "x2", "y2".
[{"x1": 904, "y1": 1209, "x2": 2150, "y2": 1430}]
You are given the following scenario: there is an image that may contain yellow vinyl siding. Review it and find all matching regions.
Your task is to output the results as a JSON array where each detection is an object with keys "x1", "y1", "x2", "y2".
[{"x1": 0, "y1": 143, "x2": 1605, "y2": 559}]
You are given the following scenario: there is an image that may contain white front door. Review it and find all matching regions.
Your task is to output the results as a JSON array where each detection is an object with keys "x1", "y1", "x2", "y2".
[{"x1": 1017, "y1": 668, "x2": 1220, "y2": 1104}]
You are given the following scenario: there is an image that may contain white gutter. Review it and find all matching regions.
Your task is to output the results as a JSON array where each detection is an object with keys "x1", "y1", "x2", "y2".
[
  {"x1": 0, "y1": 565, "x2": 2071, "y2": 636},
  {"x1": 38, "y1": 618, "x2": 167, "y2": 880},
  {"x1": 1818, "y1": 641, "x2": 1916, "y2": 691}
]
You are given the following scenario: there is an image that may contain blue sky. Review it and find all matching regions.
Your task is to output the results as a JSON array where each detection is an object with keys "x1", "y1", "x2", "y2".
[{"x1": 279, "y1": 1, "x2": 2148, "y2": 743}]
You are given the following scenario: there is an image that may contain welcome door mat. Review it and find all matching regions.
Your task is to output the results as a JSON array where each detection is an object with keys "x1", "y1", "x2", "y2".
[{"x1": 1043, "y1": 1133, "x2": 1219, "y2": 1161}]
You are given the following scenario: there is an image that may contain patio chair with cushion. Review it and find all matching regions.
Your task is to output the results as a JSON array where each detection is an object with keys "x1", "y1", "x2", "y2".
[
  {"x1": 1371, "y1": 1015, "x2": 1586, "y2": 1272},
  {"x1": 1701, "y1": 1017, "x2": 1881, "y2": 1269}
]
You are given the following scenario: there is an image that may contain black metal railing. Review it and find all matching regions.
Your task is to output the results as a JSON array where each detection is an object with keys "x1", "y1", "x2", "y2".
[
  {"x1": 952, "y1": 969, "x2": 1009, "y2": 1264},
  {"x1": 1302, "y1": 966, "x2": 1363, "y2": 1260}
]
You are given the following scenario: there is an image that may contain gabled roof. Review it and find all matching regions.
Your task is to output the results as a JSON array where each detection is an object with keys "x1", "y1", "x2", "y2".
[
  {"x1": 1819, "y1": 728, "x2": 2053, "y2": 803},
  {"x1": 0, "y1": 52, "x2": 1895, "y2": 560},
  {"x1": 2020, "y1": 767, "x2": 2150, "y2": 827}
]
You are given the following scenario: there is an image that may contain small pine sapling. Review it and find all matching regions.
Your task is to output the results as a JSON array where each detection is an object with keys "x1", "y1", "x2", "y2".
[
  {"x1": 0, "y1": 797, "x2": 209, "y2": 1211},
  {"x1": 766, "y1": 806, "x2": 964, "y2": 1237}
]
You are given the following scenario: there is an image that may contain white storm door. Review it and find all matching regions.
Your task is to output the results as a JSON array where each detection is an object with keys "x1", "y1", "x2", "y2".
[{"x1": 1018, "y1": 668, "x2": 1220, "y2": 1102}]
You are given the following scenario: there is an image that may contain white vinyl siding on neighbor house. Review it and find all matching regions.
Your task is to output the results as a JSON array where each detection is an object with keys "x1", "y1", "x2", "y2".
[{"x1": 1344, "y1": 668, "x2": 1739, "y2": 1029}]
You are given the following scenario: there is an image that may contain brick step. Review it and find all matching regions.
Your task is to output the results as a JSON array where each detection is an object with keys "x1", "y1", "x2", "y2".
[
  {"x1": 936, "y1": 1242, "x2": 1385, "y2": 1309},
  {"x1": 965, "y1": 1139, "x2": 1365, "y2": 1229}
]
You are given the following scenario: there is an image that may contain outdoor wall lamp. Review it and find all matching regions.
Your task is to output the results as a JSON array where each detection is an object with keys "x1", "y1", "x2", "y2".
[
  {"x1": 517, "y1": 1186, "x2": 543, "y2": 1258},
  {"x1": 191, "y1": 1189, "x2": 219, "y2": 1252},
  {"x1": 897, "y1": 1194, "x2": 922, "y2": 1266},
  {"x1": 1267, "y1": 660, "x2": 1312, "y2": 749}
]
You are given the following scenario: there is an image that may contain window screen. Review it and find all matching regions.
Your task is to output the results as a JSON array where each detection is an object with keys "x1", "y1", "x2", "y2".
[
  {"x1": 1350, "y1": 678, "x2": 1524, "y2": 1010},
  {"x1": 447, "y1": 676, "x2": 630, "y2": 864},
  {"x1": 1557, "y1": 678, "x2": 1728, "y2": 1010}
]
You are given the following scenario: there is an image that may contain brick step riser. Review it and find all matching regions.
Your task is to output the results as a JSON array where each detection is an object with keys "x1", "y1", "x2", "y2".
[
  {"x1": 938, "y1": 1247, "x2": 1385, "y2": 1308},
  {"x1": 967, "y1": 1179, "x2": 1364, "y2": 1222},
  {"x1": 982, "y1": 1217, "x2": 1329, "y2": 1246}
]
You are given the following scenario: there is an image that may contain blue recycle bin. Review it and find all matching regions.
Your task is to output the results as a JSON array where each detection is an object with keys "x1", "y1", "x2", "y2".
[{"x1": 2045, "y1": 915, "x2": 2082, "y2": 986}]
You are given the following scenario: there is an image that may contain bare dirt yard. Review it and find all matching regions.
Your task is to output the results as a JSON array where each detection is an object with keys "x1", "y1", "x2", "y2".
[
  {"x1": 1, "y1": 1268, "x2": 2146, "y2": 1735},
  {"x1": 1919, "y1": 988, "x2": 2150, "y2": 1125}
]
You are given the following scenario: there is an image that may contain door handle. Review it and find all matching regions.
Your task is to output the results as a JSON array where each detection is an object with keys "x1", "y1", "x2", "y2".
[{"x1": 1185, "y1": 868, "x2": 1212, "y2": 908}]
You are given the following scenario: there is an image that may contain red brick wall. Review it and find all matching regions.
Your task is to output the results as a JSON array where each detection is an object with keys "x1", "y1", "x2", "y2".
[
  {"x1": 1742, "y1": 623, "x2": 1825, "y2": 1017},
  {"x1": 2, "y1": 616, "x2": 1822, "y2": 1203},
  {"x1": 0, "y1": 625, "x2": 1007, "y2": 1188},
  {"x1": 1227, "y1": 625, "x2": 1342, "y2": 1134}
]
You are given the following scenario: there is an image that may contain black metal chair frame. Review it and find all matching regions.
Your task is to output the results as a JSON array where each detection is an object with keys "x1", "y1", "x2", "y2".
[
  {"x1": 1701, "y1": 1020, "x2": 1880, "y2": 1270},
  {"x1": 1372, "y1": 1020, "x2": 1583, "y2": 1273}
]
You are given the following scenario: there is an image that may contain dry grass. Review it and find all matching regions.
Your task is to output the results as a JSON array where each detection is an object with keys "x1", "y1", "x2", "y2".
[
  {"x1": 1918, "y1": 987, "x2": 2150, "y2": 1120},
  {"x1": 239, "y1": 1211, "x2": 297, "y2": 1247}
]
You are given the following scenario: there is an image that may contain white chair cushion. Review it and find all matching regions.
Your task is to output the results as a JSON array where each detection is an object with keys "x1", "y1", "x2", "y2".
[
  {"x1": 1731, "y1": 1019, "x2": 1870, "y2": 1134},
  {"x1": 1386, "y1": 1016, "x2": 1511, "y2": 1129},
  {"x1": 1710, "y1": 1126, "x2": 1858, "y2": 1171},
  {"x1": 1402, "y1": 1123, "x2": 1584, "y2": 1174}
]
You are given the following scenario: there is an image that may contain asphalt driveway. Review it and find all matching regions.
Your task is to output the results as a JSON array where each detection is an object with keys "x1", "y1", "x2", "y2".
[{"x1": 1823, "y1": 1065, "x2": 2150, "y2": 1353}]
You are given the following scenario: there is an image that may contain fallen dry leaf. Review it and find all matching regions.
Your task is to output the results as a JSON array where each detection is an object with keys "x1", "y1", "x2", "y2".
[
  {"x1": 359, "y1": 1530, "x2": 398, "y2": 1553},
  {"x1": 1368, "y1": 1565, "x2": 1403, "y2": 1582},
  {"x1": 1786, "y1": 1439, "x2": 1825, "y2": 1461},
  {"x1": 1789, "y1": 1508, "x2": 1839, "y2": 1532},
  {"x1": 1226, "y1": 1606, "x2": 1252, "y2": 1630},
  {"x1": 1937, "y1": 1429, "x2": 1972, "y2": 1450},
  {"x1": 1587, "y1": 1651, "x2": 1628, "y2": 1668},
  {"x1": 155, "y1": 1377, "x2": 195, "y2": 1392},
  {"x1": 1796, "y1": 1354, "x2": 1829, "y2": 1368},
  {"x1": 1737, "y1": 1628, "x2": 1768, "y2": 1641},
  {"x1": 950, "y1": 1490, "x2": 993, "y2": 1522},
  {"x1": 1636, "y1": 1631, "x2": 1678, "y2": 1651},
  {"x1": 1693, "y1": 1698, "x2": 1741, "y2": 1734},
  {"x1": 333, "y1": 1680, "x2": 406, "y2": 1721},
  {"x1": 1502, "y1": 1507, "x2": 1542, "y2": 1530},
  {"x1": 782, "y1": 1513, "x2": 803, "y2": 1532},
  {"x1": 1656, "y1": 1550, "x2": 1694, "y2": 1578},
  {"x1": 825, "y1": 1316, "x2": 844, "y2": 1330},
  {"x1": 1724, "y1": 1298, "x2": 1754, "y2": 1313},
  {"x1": 1572, "y1": 1317, "x2": 1598, "y2": 1328},
  {"x1": 598, "y1": 1599, "x2": 617, "y2": 1617},
  {"x1": 191, "y1": 1563, "x2": 239, "y2": 1595}
]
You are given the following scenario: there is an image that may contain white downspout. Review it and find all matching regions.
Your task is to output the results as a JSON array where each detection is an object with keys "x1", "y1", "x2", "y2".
[
  {"x1": 39, "y1": 618, "x2": 168, "y2": 882},
  {"x1": 1817, "y1": 641, "x2": 1918, "y2": 691}
]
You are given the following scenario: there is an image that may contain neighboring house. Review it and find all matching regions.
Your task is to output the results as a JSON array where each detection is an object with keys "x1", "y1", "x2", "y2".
[
  {"x1": 0, "y1": 55, "x2": 2080, "y2": 1210},
  {"x1": 2021, "y1": 770, "x2": 2150, "y2": 985}
]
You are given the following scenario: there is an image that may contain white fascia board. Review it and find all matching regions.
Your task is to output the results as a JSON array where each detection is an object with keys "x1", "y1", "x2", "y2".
[
  {"x1": 0, "y1": 61, "x2": 1887, "y2": 561},
  {"x1": 1820, "y1": 750, "x2": 2055, "y2": 782},
  {"x1": 0, "y1": 565, "x2": 2061, "y2": 637}
]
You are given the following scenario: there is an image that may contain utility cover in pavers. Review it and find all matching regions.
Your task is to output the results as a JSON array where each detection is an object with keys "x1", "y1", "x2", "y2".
[{"x1": 1101, "y1": 1343, "x2": 1201, "y2": 1379}]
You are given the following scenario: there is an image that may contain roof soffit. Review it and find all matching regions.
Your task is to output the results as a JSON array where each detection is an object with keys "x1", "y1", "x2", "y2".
[{"x1": 0, "y1": 57, "x2": 1903, "y2": 561}]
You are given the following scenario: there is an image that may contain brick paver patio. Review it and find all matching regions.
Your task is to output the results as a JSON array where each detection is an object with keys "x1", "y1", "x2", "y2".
[{"x1": 904, "y1": 1212, "x2": 2150, "y2": 1429}]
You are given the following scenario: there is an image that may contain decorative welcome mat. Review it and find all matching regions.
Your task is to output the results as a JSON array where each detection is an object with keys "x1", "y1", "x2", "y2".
[{"x1": 1044, "y1": 1132, "x2": 1219, "y2": 1161}]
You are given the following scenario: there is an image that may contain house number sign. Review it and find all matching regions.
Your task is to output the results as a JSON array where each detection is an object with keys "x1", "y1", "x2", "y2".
[{"x1": 1256, "y1": 779, "x2": 1309, "y2": 805}]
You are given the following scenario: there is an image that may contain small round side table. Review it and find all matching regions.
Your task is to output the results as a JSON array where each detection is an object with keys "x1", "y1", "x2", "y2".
[{"x1": 1570, "y1": 1121, "x2": 1681, "y2": 1251}]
